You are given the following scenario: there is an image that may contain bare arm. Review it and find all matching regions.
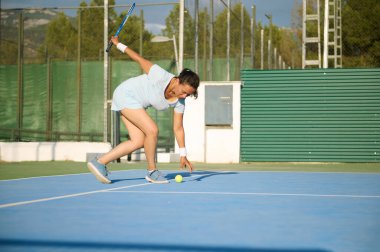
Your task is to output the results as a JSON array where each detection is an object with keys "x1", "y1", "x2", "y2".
[
  {"x1": 111, "y1": 36, "x2": 153, "y2": 74},
  {"x1": 173, "y1": 111, "x2": 185, "y2": 148},
  {"x1": 173, "y1": 111, "x2": 193, "y2": 172}
]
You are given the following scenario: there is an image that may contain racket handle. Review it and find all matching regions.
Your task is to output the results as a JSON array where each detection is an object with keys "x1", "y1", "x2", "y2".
[{"x1": 106, "y1": 40, "x2": 113, "y2": 53}]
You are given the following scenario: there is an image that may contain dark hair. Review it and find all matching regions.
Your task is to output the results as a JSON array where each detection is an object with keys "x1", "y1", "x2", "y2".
[{"x1": 178, "y1": 68, "x2": 200, "y2": 98}]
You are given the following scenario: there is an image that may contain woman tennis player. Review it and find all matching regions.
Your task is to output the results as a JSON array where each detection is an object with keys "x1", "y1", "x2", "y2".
[{"x1": 88, "y1": 36, "x2": 200, "y2": 184}]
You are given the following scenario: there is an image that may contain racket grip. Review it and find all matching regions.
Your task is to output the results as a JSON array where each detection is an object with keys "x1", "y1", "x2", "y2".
[{"x1": 106, "y1": 40, "x2": 113, "y2": 53}]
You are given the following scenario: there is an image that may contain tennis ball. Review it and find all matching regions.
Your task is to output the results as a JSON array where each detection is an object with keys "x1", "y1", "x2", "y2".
[{"x1": 175, "y1": 175, "x2": 183, "y2": 183}]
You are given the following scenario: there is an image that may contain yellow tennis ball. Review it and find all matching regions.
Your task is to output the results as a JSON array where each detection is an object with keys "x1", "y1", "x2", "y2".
[{"x1": 175, "y1": 175, "x2": 183, "y2": 183}]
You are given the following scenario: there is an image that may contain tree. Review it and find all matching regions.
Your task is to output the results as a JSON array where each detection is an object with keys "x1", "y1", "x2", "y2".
[
  {"x1": 213, "y1": 3, "x2": 252, "y2": 58},
  {"x1": 0, "y1": 40, "x2": 18, "y2": 64},
  {"x1": 290, "y1": 0, "x2": 380, "y2": 67},
  {"x1": 342, "y1": 0, "x2": 380, "y2": 66},
  {"x1": 162, "y1": 5, "x2": 195, "y2": 57},
  {"x1": 44, "y1": 12, "x2": 77, "y2": 59},
  {"x1": 79, "y1": 0, "x2": 117, "y2": 59}
]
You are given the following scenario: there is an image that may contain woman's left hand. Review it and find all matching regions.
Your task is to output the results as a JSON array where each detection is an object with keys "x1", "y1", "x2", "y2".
[{"x1": 180, "y1": 156, "x2": 193, "y2": 173}]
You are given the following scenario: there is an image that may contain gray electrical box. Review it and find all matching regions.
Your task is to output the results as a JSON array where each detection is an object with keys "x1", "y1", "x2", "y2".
[{"x1": 205, "y1": 85, "x2": 233, "y2": 126}]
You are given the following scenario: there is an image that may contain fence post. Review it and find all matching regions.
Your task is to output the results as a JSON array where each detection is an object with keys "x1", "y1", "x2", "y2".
[
  {"x1": 76, "y1": 9, "x2": 82, "y2": 141},
  {"x1": 46, "y1": 56, "x2": 53, "y2": 141},
  {"x1": 103, "y1": 0, "x2": 109, "y2": 143},
  {"x1": 17, "y1": 11, "x2": 24, "y2": 141},
  {"x1": 260, "y1": 29, "x2": 264, "y2": 70},
  {"x1": 251, "y1": 5, "x2": 256, "y2": 69},
  {"x1": 208, "y1": 0, "x2": 214, "y2": 80}
]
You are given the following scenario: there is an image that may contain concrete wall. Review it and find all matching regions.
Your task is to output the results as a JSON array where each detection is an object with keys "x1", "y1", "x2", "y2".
[
  {"x1": 183, "y1": 81, "x2": 241, "y2": 163},
  {"x1": 0, "y1": 142, "x2": 112, "y2": 162}
]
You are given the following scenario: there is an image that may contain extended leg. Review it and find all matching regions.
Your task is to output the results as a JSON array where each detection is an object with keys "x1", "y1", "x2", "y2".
[
  {"x1": 119, "y1": 108, "x2": 158, "y2": 171},
  {"x1": 98, "y1": 113, "x2": 145, "y2": 165}
]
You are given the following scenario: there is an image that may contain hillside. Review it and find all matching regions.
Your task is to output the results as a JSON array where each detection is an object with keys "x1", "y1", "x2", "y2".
[{"x1": 1, "y1": 9, "x2": 75, "y2": 60}]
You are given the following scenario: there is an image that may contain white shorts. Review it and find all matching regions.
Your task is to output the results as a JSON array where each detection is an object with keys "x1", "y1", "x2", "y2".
[{"x1": 111, "y1": 83, "x2": 144, "y2": 111}]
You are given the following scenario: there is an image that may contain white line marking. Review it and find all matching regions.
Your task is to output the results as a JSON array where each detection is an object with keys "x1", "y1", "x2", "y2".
[
  {"x1": 223, "y1": 170, "x2": 380, "y2": 175},
  {"x1": 0, "y1": 171, "x2": 214, "y2": 208},
  {"x1": 2, "y1": 170, "x2": 379, "y2": 182},
  {"x1": 105, "y1": 190, "x2": 380, "y2": 199},
  {"x1": 0, "y1": 170, "x2": 137, "y2": 182},
  {"x1": 0, "y1": 182, "x2": 151, "y2": 209}
]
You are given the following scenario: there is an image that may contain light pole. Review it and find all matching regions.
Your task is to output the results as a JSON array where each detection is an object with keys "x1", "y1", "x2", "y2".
[{"x1": 151, "y1": 35, "x2": 179, "y2": 74}]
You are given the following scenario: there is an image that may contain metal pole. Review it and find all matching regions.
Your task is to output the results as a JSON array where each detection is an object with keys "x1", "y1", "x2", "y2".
[
  {"x1": 336, "y1": 0, "x2": 342, "y2": 67},
  {"x1": 17, "y1": 11, "x2": 24, "y2": 139},
  {"x1": 108, "y1": 56, "x2": 112, "y2": 143},
  {"x1": 46, "y1": 56, "x2": 53, "y2": 141},
  {"x1": 274, "y1": 48, "x2": 277, "y2": 69},
  {"x1": 203, "y1": 7, "x2": 207, "y2": 80},
  {"x1": 112, "y1": 111, "x2": 120, "y2": 162},
  {"x1": 260, "y1": 29, "x2": 264, "y2": 70},
  {"x1": 265, "y1": 14, "x2": 272, "y2": 69},
  {"x1": 179, "y1": 0, "x2": 184, "y2": 72},
  {"x1": 173, "y1": 35, "x2": 179, "y2": 74},
  {"x1": 240, "y1": 2, "x2": 244, "y2": 69},
  {"x1": 194, "y1": 0, "x2": 199, "y2": 73},
  {"x1": 250, "y1": 5, "x2": 256, "y2": 69},
  {"x1": 209, "y1": 0, "x2": 214, "y2": 80},
  {"x1": 140, "y1": 9, "x2": 144, "y2": 56},
  {"x1": 103, "y1": 0, "x2": 109, "y2": 142},
  {"x1": 175, "y1": 0, "x2": 185, "y2": 155},
  {"x1": 267, "y1": 40, "x2": 271, "y2": 69},
  {"x1": 323, "y1": 0, "x2": 329, "y2": 68},
  {"x1": 76, "y1": 9, "x2": 82, "y2": 141},
  {"x1": 291, "y1": 50, "x2": 295, "y2": 69},
  {"x1": 302, "y1": 0, "x2": 306, "y2": 69},
  {"x1": 226, "y1": 0, "x2": 230, "y2": 80}
]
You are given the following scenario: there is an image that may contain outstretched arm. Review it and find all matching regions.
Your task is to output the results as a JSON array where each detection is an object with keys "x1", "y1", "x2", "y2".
[
  {"x1": 173, "y1": 111, "x2": 194, "y2": 172},
  {"x1": 111, "y1": 36, "x2": 153, "y2": 74}
]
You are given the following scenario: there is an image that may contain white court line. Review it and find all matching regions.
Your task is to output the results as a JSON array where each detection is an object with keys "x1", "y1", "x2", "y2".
[
  {"x1": 0, "y1": 182, "x2": 151, "y2": 209},
  {"x1": 3, "y1": 170, "x2": 378, "y2": 182},
  {"x1": 0, "y1": 171, "x2": 217, "y2": 208},
  {"x1": 105, "y1": 190, "x2": 380, "y2": 199},
  {"x1": 0, "y1": 170, "x2": 137, "y2": 182}
]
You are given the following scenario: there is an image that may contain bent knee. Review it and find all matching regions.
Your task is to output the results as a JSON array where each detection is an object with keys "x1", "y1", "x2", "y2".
[{"x1": 145, "y1": 125, "x2": 159, "y2": 137}]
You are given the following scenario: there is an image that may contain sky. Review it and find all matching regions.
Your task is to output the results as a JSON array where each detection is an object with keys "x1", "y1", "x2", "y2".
[{"x1": 1, "y1": 0, "x2": 301, "y2": 34}]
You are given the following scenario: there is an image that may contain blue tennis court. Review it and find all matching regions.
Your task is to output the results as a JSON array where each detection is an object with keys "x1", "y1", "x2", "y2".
[{"x1": 1, "y1": 169, "x2": 380, "y2": 252}]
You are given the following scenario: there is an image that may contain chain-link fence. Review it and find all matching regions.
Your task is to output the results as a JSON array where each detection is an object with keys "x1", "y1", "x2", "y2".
[{"x1": 1, "y1": 0, "x2": 378, "y2": 144}]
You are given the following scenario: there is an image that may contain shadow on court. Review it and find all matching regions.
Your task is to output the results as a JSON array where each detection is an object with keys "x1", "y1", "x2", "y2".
[
  {"x1": 165, "y1": 171, "x2": 238, "y2": 182},
  {"x1": 109, "y1": 171, "x2": 237, "y2": 184},
  {"x1": 0, "y1": 239, "x2": 332, "y2": 252},
  {"x1": 111, "y1": 177, "x2": 146, "y2": 183}
]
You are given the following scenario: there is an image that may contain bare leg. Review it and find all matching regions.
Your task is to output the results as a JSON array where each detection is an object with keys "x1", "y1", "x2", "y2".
[
  {"x1": 98, "y1": 112, "x2": 145, "y2": 165},
  {"x1": 120, "y1": 109, "x2": 158, "y2": 171},
  {"x1": 99, "y1": 109, "x2": 158, "y2": 171}
]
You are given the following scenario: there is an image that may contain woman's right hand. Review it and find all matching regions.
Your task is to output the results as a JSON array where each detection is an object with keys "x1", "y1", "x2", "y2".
[{"x1": 111, "y1": 36, "x2": 120, "y2": 46}]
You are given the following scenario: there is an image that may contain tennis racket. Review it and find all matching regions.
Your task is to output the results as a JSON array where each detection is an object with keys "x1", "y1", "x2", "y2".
[{"x1": 106, "y1": 2, "x2": 136, "y2": 53}]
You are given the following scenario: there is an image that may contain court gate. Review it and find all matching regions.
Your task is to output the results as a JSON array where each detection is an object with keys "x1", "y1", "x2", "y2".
[{"x1": 240, "y1": 68, "x2": 380, "y2": 162}]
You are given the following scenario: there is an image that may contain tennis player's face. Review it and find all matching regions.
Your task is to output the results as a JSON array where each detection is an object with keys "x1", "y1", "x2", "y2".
[{"x1": 176, "y1": 83, "x2": 196, "y2": 99}]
